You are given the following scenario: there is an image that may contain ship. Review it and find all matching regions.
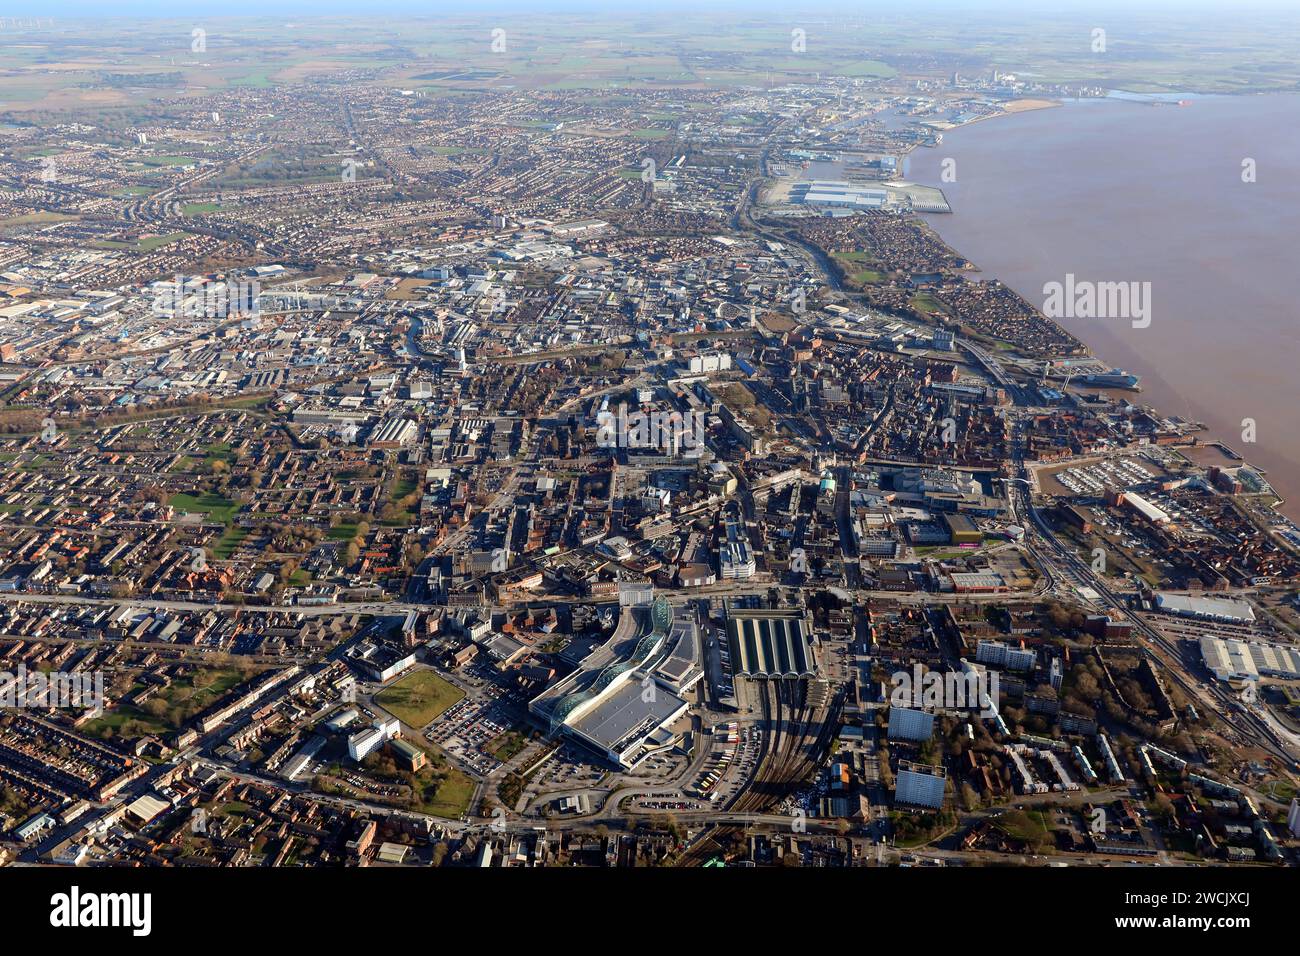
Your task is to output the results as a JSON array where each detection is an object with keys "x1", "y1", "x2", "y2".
[{"x1": 1079, "y1": 369, "x2": 1141, "y2": 391}]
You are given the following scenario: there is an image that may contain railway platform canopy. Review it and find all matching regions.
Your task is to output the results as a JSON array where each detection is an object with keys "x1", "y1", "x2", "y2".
[{"x1": 726, "y1": 608, "x2": 816, "y2": 680}]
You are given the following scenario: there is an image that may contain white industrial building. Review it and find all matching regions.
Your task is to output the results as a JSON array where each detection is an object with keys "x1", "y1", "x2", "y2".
[
  {"x1": 687, "y1": 352, "x2": 732, "y2": 374},
  {"x1": 532, "y1": 599, "x2": 698, "y2": 769},
  {"x1": 792, "y1": 180, "x2": 888, "y2": 209},
  {"x1": 1121, "y1": 491, "x2": 1170, "y2": 525},
  {"x1": 1156, "y1": 592, "x2": 1255, "y2": 624},
  {"x1": 368, "y1": 417, "x2": 419, "y2": 447},
  {"x1": 1199, "y1": 635, "x2": 1300, "y2": 682}
]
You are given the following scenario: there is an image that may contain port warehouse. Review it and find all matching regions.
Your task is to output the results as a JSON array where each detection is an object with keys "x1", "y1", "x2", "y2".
[
  {"x1": 1155, "y1": 593, "x2": 1300, "y2": 681},
  {"x1": 529, "y1": 598, "x2": 701, "y2": 769},
  {"x1": 790, "y1": 180, "x2": 888, "y2": 209}
]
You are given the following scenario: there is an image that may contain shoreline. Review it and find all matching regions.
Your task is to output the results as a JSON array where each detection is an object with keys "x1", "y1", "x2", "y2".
[{"x1": 899, "y1": 98, "x2": 1298, "y2": 526}]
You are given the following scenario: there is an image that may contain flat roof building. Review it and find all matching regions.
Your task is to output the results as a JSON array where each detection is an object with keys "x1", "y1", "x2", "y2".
[
  {"x1": 792, "y1": 180, "x2": 888, "y2": 209},
  {"x1": 1157, "y1": 592, "x2": 1255, "y2": 624},
  {"x1": 895, "y1": 761, "x2": 946, "y2": 810},
  {"x1": 1200, "y1": 635, "x2": 1300, "y2": 682},
  {"x1": 887, "y1": 705, "x2": 935, "y2": 742},
  {"x1": 568, "y1": 678, "x2": 689, "y2": 768}
]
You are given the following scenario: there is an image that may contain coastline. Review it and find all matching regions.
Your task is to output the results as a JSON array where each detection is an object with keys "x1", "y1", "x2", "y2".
[{"x1": 900, "y1": 96, "x2": 1299, "y2": 524}]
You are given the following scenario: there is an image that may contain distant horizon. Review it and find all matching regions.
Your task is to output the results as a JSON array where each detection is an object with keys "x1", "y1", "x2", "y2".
[{"x1": 14, "y1": 0, "x2": 1300, "y2": 19}]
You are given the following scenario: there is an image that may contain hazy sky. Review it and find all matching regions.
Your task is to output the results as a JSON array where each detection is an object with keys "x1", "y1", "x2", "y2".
[{"x1": 15, "y1": 0, "x2": 1300, "y2": 18}]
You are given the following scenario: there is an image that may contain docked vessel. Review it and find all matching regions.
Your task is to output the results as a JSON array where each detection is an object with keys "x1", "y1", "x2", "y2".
[{"x1": 1079, "y1": 369, "x2": 1141, "y2": 390}]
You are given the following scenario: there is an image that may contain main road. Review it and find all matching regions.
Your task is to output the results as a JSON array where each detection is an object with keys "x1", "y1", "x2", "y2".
[{"x1": 1005, "y1": 424, "x2": 1298, "y2": 767}]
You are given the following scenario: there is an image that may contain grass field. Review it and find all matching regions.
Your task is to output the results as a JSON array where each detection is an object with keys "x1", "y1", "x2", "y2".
[
  {"x1": 374, "y1": 669, "x2": 464, "y2": 729},
  {"x1": 421, "y1": 763, "x2": 476, "y2": 818},
  {"x1": 170, "y1": 492, "x2": 240, "y2": 525},
  {"x1": 92, "y1": 231, "x2": 188, "y2": 252},
  {"x1": 910, "y1": 293, "x2": 946, "y2": 315},
  {"x1": 182, "y1": 202, "x2": 221, "y2": 216},
  {"x1": 489, "y1": 729, "x2": 530, "y2": 763},
  {"x1": 83, "y1": 666, "x2": 246, "y2": 741},
  {"x1": 834, "y1": 250, "x2": 886, "y2": 286},
  {"x1": 138, "y1": 155, "x2": 198, "y2": 167},
  {"x1": 0, "y1": 211, "x2": 78, "y2": 230},
  {"x1": 213, "y1": 526, "x2": 250, "y2": 559},
  {"x1": 996, "y1": 809, "x2": 1055, "y2": 851}
]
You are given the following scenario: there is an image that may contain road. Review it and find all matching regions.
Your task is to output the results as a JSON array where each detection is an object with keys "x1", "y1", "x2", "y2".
[{"x1": 1006, "y1": 419, "x2": 1298, "y2": 768}]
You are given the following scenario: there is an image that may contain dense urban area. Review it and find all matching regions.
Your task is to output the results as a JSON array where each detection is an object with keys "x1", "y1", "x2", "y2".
[{"x1": 0, "y1": 10, "x2": 1297, "y2": 872}]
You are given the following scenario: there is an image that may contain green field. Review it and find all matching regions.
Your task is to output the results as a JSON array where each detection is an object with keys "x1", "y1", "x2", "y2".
[
  {"x1": 996, "y1": 809, "x2": 1056, "y2": 851},
  {"x1": 83, "y1": 666, "x2": 247, "y2": 741},
  {"x1": 182, "y1": 202, "x2": 221, "y2": 216},
  {"x1": 421, "y1": 763, "x2": 476, "y2": 818},
  {"x1": 205, "y1": 441, "x2": 234, "y2": 462},
  {"x1": 374, "y1": 669, "x2": 464, "y2": 729},
  {"x1": 170, "y1": 492, "x2": 240, "y2": 525},
  {"x1": 92, "y1": 231, "x2": 188, "y2": 252},
  {"x1": 213, "y1": 526, "x2": 250, "y2": 559},
  {"x1": 138, "y1": 155, "x2": 198, "y2": 167},
  {"x1": 834, "y1": 250, "x2": 883, "y2": 283},
  {"x1": 489, "y1": 729, "x2": 530, "y2": 762},
  {"x1": 0, "y1": 211, "x2": 78, "y2": 229},
  {"x1": 910, "y1": 293, "x2": 946, "y2": 315}
]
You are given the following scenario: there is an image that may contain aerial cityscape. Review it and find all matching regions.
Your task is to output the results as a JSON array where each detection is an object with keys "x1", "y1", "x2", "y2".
[{"x1": 0, "y1": 0, "x2": 1295, "y2": 912}]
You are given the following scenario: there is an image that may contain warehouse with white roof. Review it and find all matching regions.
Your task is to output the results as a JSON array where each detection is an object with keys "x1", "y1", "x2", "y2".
[
  {"x1": 1200, "y1": 635, "x2": 1300, "y2": 682},
  {"x1": 1156, "y1": 592, "x2": 1255, "y2": 624}
]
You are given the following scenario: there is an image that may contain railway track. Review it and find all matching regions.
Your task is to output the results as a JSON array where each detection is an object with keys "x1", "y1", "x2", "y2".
[
  {"x1": 678, "y1": 681, "x2": 839, "y2": 865},
  {"x1": 1017, "y1": 475, "x2": 1297, "y2": 766}
]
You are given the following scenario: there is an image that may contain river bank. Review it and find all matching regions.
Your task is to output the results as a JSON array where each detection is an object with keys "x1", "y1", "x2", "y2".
[{"x1": 904, "y1": 93, "x2": 1300, "y2": 519}]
